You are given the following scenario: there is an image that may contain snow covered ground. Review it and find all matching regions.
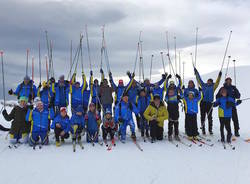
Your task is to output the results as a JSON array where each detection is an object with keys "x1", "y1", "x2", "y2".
[{"x1": 0, "y1": 66, "x2": 250, "y2": 184}]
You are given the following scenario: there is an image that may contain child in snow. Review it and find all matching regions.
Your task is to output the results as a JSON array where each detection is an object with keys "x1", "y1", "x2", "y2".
[
  {"x1": 165, "y1": 87, "x2": 182, "y2": 141},
  {"x1": 51, "y1": 107, "x2": 71, "y2": 147},
  {"x1": 26, "y1": 97, "x2": 54, "y2": 147},
  {"x1": 136, "y1": 88, "x2": 151, "y2": 139},
  {"x1": 144, "y1": 94, "x2": 168, "y2": 143},
  {"x1": 102, "y1": 110, "x2": 117, "y2": 144},
  {"x1": 115, "y1": 92, "x2": 139, "y2": 142},
  {"x1": 2, "y1": 96, "x2": 30, "y2": 144},
  {"x1": 213, "y1": 87, "x2": 242, "y2": 143},
  {"x1": 182, "y1": 90, "x2": 202, "y2": 139},
  {"x1": 85, "y1": 103, "x2": 101, "y2": 143},
  {"x1": 70, "y1": 105, "x2": 85, "y2": 144}
]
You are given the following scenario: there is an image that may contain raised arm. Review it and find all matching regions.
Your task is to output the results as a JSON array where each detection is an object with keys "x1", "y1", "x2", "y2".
[
  {"x1": 194, "y1": 67, "x2": 205, "y2": 87},
  {"x1": 213, "y1": 71, "x2": 222, "y2": 91}
]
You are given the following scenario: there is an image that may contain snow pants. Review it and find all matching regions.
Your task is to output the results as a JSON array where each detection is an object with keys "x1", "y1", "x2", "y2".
[
  {"x1": 167, "y1": 103, "x2": 179, "y2": 136},
  {"x1": 232, "y1": 106, "x2": 239, "y2": 131},
  {"x1": 185, "y1": 114, "x2": 199, "y2": 137},
  {"x1": 140, "y1": 115, "x2": 149, "y2": 137},
  {"x1": 87, "y1": 130, "x2": 99, "y2": 143},
  {"x1": 149, "y1": 120, "x2": 163, "y2": 141},
  {"x1": 29, "y1": 131, "x2": 48, "y2": 146},
  {"x1": 219, "y1": 117, "x2": 232, "y2": 142},
  {"x1": 102, "y1": 126, "x2": 115, "y2": 140},
  {"x1": 200, "y1": 101, "x2": 213, "y2": 131},
  {"x1": 54, "y1": 127, "x2": 69, "y2": 142},
  {"x1": 120, "y1": 119, "x2": 135, "y2": 141}
]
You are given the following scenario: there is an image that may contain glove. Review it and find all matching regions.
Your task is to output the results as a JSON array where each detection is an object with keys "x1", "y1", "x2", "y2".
[
  {"x1": 182, "y1": 85, "x2": 185, "y2": 90},
  {"x1": 8, "y1": 89, "x2": 13, "y2": 95},
  {"x1": 237, "y1": 100, "x2": 242, "y2": 105},
  {"x1": 198, "y1": 87, "x2": 202, "y2": 92},
  {"x1": 194, "y1": 67, "x2": 198, "y2": 74},
  {"x1": 162, "y1": 74, "x2": 166, "y2": 80},
  {"x1": 100, "y1": 68, "x2": 104, "y2": 74},
  {"x1": 38, "y1": 83, "x2": 42, "y2": 89},
  {"x1": 167, "y1": 74, "x2": 172, "y2": 80},
  {"x1": 90, "y1": 70, "x2": 93, "y2": 76},
  {"x1": 219, "y1": 71, "x2": 222, "y2": 76},
  {"x1": 2, "y1": 109, "x2": 7, "y2": 116},
  {"x1": 226, "y1": 101, "x2": 234, "y2": 109},
  {"x1": 176, "y1": 74, "x2": 181, "y2": 79},
  {"x1": 131, "y1": 72, "x2": 135, "y2": 78},
  {"x1": 127, "y1": 71, "x2": 131, "y2": 78}
]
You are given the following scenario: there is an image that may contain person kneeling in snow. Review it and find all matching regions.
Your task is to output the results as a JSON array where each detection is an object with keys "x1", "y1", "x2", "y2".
[
  {"x1": 26, "y1": 97, "x2": 54, "y2": 147},
  {"x1": 213, "y1": 87, "x2": 242, "y2": 143},
  {"x1": 182, "y1": 90, "x2": 202, "y2": 140},
  {"x1": 115, "y1": 92, "x2": 139, "y2": 142},
  {"x1": 102, "y1": 110, "x2": 117, "y2": 145},
  {"x1": 144, "y1": 94, "x2": 168, "y2": 143},
  {"x1": 70, "y1": 105, "x2": 85, "y2": 144},
  {"x1": 2, "y1": 96, "x2": 30, "y2": 144},
  {"x1": 51, "y1": 107, "x2": 71, "y2": 147},
  {"x1": 85, "y1": 103, "x2": 101, "y2": 144}
]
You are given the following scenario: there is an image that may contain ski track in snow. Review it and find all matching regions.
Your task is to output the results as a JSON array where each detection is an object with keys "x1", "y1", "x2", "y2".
[{"x1": 0, "y1": 67, "x2": 250, "y2": 184}]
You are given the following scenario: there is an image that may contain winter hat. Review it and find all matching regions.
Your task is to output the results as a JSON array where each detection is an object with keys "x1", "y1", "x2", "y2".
[
  {"x1": 59, "y1": 75, "x2": 65, "y2": 80},
  {"x1": 18, "y1": 96, "x2": 28, "y2": 103},
  {"x1": 225, "y1": 77, "x2": 232, "y2": 82},
  {"x1": 75, "y1": 81, "x2": 80, "y2": 86},
  {"x1": 60, "y1": 107, "x2": 67, "y2": 113},
  {"x1": 208, "y1": 78, "x2": 213, "y2": 83},
  {"x1": 34, "y1": 97, "x2": 43, "y2": 106},
  {"x1": 105, "y1": 110, "x2": 112, "y2": 115},
  {"x1": 188, "y1": 91, "x2": 195, "y2": 96},
  {"x1": 24, "y1": 75, "x2": 30, "y2": 81},
  {"x1": 153, "y1": 94, "x2": 160, "y2": 100},
  {"x1": 89, "y1": 102, "x2": 95, "y2": 108},
  {"x1": 119, "y1": 79, "x2": 124, "y2": 85}
]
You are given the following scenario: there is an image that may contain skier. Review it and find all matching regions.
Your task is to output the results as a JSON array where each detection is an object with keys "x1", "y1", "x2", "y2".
[
  {"x1": 182, "y1": 90, "x2": 202, "y2": 139},
  {"x1": 183, "y1": 80, "x2": 199, "y2": 98},
  {"x1": 85, "y1": 103, "x2": 101, "y2": 143},
  {"x1": 52, "y1": 75, "x2": 70, "y2": 115},
  {"x1": 2, "y1": 96, "x2": 30, "y2": 144},
  {"x1": 144, "y1": 94, "x2": 168, "y2": 143},
  {"x1": 37, "y1": 81, "x2": 54, "y2": 110},
  {"x1": 102, "y1": 110, "x2": 117, "y2": 144},
  {"x1": 26, "y1": 97, "x2": 54, "y2": 147},
  {"x1": 216, "y1": 77, "x2": 241, "y2": 137},
  {"x1": 8, "y1": 76, "x2": 37, "y2": 103},
  {"x1": 90, "y1": 71, "x2": 101, "y2": 114},
  {"x1": 115, "y1": 92, "x2": 139, "y2": 142},
  {"x1": 194, "y1": 67, "x2": 222, "y2": 135},
  {"x1": 50, "y1": 107, "x2": 71, "y2": 147},
  {"x1": 70, "y1": 105, "x2": 85, "y2": 145},
  {"x1": 213, "y1": 87, "x2": 242, "y2": 143},
  {"x1": 99, "y1": 69, "x2": 113, "y2": 114},
  {"x1": 136, "y1": 88, "x2": 150, "y2": 139},
  {"x1": 165, "y1": 87, "x2": 182, "y2": 141}
]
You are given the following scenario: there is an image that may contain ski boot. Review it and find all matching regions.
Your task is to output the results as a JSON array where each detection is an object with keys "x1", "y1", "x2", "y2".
[
  {"x1": 168, "y1": 135, "x2": 173, "y2": 142},
  {"x1": 131, "y1": 132, "x2": 136, "y2": 141},
  {"x1": 61, "y1": 138, "x2": 65, "y2": 144},
  {"x1": 56, "y1": 141, "x2": 61, "y2": 147},
  {"x1": 227, "y1": 134, "x2": 232, "y2": 143},
  {"x1": 174, "y1": 135, "x2": 181, "y2": 141},
  {"x1": 235, "y1": 130, "x2": 240, "y2": 137},
  {"x1": 201, "y1": 126, "x2": 206, "y2": 135}
]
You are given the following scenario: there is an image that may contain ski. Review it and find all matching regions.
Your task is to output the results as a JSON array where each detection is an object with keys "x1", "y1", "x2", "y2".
[
  {"x1": 221, "y1": 141, "x2": 226, "y2": 149},
  {"x1": 228, "y1": 143, "x2": 235, "y2": 150},
  {"x1": 73, "y1": 140, "x2": 76, "y2": 152},
  {"x1": 8, "y1": 142, "x2": 21, "y2": 149},
  {"x1": 177, "y1": 140, "x2": 192, "y2": 147},
  {"x1": 78, "y1": 141, "x2": 84, "y2": 150},
  {"x1": 196, "y1": 138, "x2": 214, "y2": 147},
  {"x1": 132, "y1": 139, "x2": 143, "y2": 151},
  {"x1": 198, "y1": 135, "x2": 211, "y2": 142},
  {"x1": 107, "y1": 139, "x2": 116, "y2": 151},
  {"x1": 245, "y1": 139, "x2": 250, "y2": 143},
  {"x1": 181, "y1": 135, "x2": 202, "y2": 147},
  {"x1": 168, "y1": 140, "x2": 178, "y2": 147}
]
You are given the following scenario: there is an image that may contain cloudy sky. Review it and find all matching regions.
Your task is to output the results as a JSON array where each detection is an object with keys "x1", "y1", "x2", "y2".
[{"x1": 0, "y1": 0, "x2": 250, "y2": 99}]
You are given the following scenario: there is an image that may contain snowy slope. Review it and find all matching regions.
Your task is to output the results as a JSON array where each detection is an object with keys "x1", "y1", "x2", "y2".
[{"x1": 0, "y1": 66, "x2": 250, "y2": 184}]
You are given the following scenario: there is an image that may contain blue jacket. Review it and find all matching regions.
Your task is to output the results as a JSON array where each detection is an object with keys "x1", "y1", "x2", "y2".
[
  {"x1": 195, "y1": 68, "x2": 221, "y2": 102},
  {"x1": 70, "y1": 113, "x2": 85, "y2": 127},
  {"x1": 216, "y1": 84, "x2": 241, "y2": 101},
  {"x1": 214, "y1": 96, "x2": 239, "y2": 118},
  {"x1": 183, "y1": 92, "x2": 202, "y2": 115},
  {"x1": 85, "y1": 111, "x2": 101, "y2": 132},
  {"x1": 14, "y1": 81, "x2": 37, "y2": 99},
  {"x1": 26, "y1": 108, "x2": 54, "y2": 132},
  {"x1": 51, "y1": 114, "x2": 71, "y2": 133},
  {"x1": 53, "y1": 84, "x2": 69, "y2": 107},
  {"x1": 152, "y1": 87, "x2": 164, "y2": 100},
  {"x1": 37, "y1": 87, "x2": 54, "y2": 108},
  {"x1": 128, "y1": 86, "x2": 139, "y2": 104},
  {"x1": 114, "y1": 101, "x2": 139, "y2": 122},
  {"x1": 184, "y1": 87, "x2": 199, "y2": 98},
  {"x1": 137, "y1": 96, "x2": 150, "y2": 114}
]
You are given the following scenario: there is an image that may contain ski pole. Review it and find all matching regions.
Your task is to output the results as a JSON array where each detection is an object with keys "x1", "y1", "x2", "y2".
[
  {"x1": 70, "y1": 40, "x2": 72, "y2": 78},
  {"x1": 233, "y1": 59, "x2": 236, "y2": 86},
  {"x1": 174, "y1": 36, "x2": 177, "y2": 74},
  {"x1": 39, "y1": 41, "x2": 41, "y2": 84},
  {"x1": 179, "y1": 51, "x2": 181, "y2": 75},
  {"x1": 160, "y1": 52, "x2": 166, "y2": 74},
  {"x1": 85, "y1": 24, "x2": 92, "y2": 71},
  {"x1": 45, "y1": 55, "x2": 49, "y2": 82},
  {"x1": 241, "y1": 98, "x2": 250, "y2": 101},
  {"x1": 182, "y1": 61, "x2": 185, "y2": 84},
  {"x1": 1, "y1": 51, "x2": 6, "y2": 109},
  {"x1": 26, "y1": 49, "x2": 29, "y2": 77},
  {"x1": 133, "y1": 42, "x2": 139, "y2": 74},
  {"x1": 165, "y1": 31, "x2": 172, "y2": 75},
  {"x1": 190, "y1": 53, "x2": 194, "y2": 66},
  {"x1": 225, "y1": 56, "x2": 231, "y2": 80},
  {"x1": 150, "y1": 54, "x2": 154, "y2": 81},
  {"x1": 220, "y1": 31, "x2": 233, "y2": 72},
  {"x1": 194, "y1": 27, "x2": 198, "y2": 67}
]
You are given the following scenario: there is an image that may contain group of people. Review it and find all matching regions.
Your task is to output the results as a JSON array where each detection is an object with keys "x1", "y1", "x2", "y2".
[{"x1": 0, "y1": 66, "x2": 242, "y2": 148}]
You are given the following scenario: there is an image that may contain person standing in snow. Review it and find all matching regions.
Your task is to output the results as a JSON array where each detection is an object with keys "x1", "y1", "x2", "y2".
[
  {"x1": 90, "y1": 71, "x2": 101, "y2": 114},
  {"x1": 182, "y1": 90, "x2": 202, "y2": 140},
  {"x1": 102, "y1": 110, "x2": 117, "y2": 144},
  {"x1": 144, "y1": 94, "x2": 168, "y2": 143},
  {"x1": 115, "y1": 92, "x2": 139, "y2": 142},
  {"x1": 50, "y1": 107, "x2": 71, "y2": 147},
  {"x1": 194, "y1": 67, "x2": 222, "y2": 135},
  {"x1": 2, "y1": 96, "x2": 30, "y2": 144},
  {"x1": 26, "y1": 97, "x2": 54, "y2": 147},
  {"x1": 216, "y1": 77, "x2": 241, "y2": 137},
  {"x1": 8, "y1": 76, "x2": 37, "y2": 103},
  {"x1": 37, "y1": 81, "x2": 54, "y2": 110},
  {"x1": 85, "y1": 103, "x2": 101, "y2": 143},
  {"x1": 213, "y1": 87, "x2": 242, "y2": 143}
]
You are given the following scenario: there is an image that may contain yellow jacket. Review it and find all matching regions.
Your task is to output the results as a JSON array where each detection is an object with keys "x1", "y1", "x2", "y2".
[{"x1": 144, "y1": 102, "x2": 168, "y2": 128}]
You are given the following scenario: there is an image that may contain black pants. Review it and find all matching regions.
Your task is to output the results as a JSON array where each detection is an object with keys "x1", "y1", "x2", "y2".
[
  {"x1": 232, "y1": 106, "x2": 239, "y2": 131},
  {"x1": 140, "y1": 115, "x2": 149, "y2": 137},
  {"x1": 136, "y1": 114, "x2": 141, "y2": 129},
  {"x1": 200, "y1": 101, "x2": 213, "y2": 131},
  {"x1": 219, "y1": 117, "x2": 232, "y2": 142},
  {"x1": 185, "y1": 114, "x2": 199, "y2": 137},
  {"x1": 55, "y1": 127, "x2": 69, "y2": 142},
  {"x1": 102, "y1": 126, "x2": 115, "y2": 140},
  {"x1": 149, "y1": 120, "x2": 163, "y2": 140},
  {"x1": 167, "y1": 103, "x2": 179, "y2": 136}
]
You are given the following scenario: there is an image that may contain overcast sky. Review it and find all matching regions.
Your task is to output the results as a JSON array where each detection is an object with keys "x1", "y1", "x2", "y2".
[{"x1": 0, "y1": 0, "x2": 250, "y2": 98}]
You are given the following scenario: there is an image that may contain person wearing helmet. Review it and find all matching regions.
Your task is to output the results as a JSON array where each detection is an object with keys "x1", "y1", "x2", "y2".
[
  {"x1": 194, "y1": 67, "x2": 222, "y2": 135},
  {"x1": 8, "y1": 75, "x2": 37, "y2": 103},
  {"x1": 144, "y1": 94, "x2": 168, "y2": 143},
  {"x1": 26, "y1": 97, "x2": 54, "y2": 147},
  {"x1": 2, "y1": 96, "x2": 30, "y2": 145},
  {"x1": 216, "y1": 77, "x2": 241, "y2": 137}
]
